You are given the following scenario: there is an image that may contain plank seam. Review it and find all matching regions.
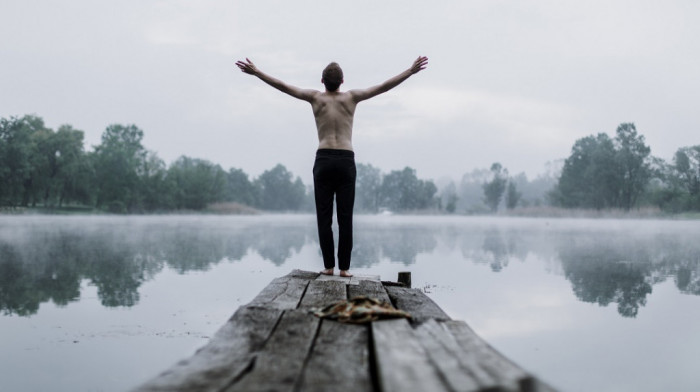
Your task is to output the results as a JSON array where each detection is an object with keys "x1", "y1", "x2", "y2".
[
  {"x1": 294, "y1": 280, "x2": 312, "y2": 309},
  {"x1": 216, "y1": 356, "x2": 257, "y2": 392},
  {"x1": 367, "y1": 322, "x2": 382, "y2": 392},
  {"x1": 418, "y1": 321, "x2": 486, "y2": 392},
  {"x1": 218, "y1": 309, "x2": 286, "y2": 392},
  {"x1": 406, "y1": 324, "x2": 454, "y2": 392},
  {"x1": 382, "y1": 283, "x2": 400, "y2": 310},
  {"x1": 292, "y1": 317, "x2": 324, "y2": 392}
]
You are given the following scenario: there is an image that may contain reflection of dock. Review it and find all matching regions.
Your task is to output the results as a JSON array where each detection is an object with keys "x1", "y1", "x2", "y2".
[{"x1": 135, "y1": 270, "x2": 556, "y2": 391}]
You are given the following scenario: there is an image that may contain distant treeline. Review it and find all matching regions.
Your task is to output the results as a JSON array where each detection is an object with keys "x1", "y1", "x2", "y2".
[
  {"x1": 2, "y1": 115, "x2": 698, "y2": 214},
  {"x1": 0, "y1": 115, "x2": 437, "y2": 213},
  {"x1": 438, "y1": 123, "x2": 700, "y2": 214},
  {"x1": 549, "y1": 123, "x2": 700, "y2": 212}
]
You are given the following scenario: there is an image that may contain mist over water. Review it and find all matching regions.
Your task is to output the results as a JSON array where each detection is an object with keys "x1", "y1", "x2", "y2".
[{"x1": 1, "y1": 215, "x2": 699, "y2": 391}]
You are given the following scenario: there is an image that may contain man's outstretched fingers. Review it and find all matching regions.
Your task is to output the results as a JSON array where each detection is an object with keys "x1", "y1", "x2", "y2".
[
  {"x1": 235, "y1": 58, "x2": 258, "y2": 75},
  {"x1": 412, "y1": 56, "x2": 428, "y2": 73}
]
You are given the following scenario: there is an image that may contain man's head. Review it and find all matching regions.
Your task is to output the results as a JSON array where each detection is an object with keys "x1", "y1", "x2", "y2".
[{"x1": 322, "y1": 62, "x2": 343, "y2": 92}]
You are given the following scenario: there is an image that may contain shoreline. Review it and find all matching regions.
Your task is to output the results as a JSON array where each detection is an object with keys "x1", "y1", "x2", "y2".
[{"x1": 2, "y1": 205, "x2": 699, "y2": 220}]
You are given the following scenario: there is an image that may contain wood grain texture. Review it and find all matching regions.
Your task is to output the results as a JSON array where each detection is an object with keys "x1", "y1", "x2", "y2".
[
  {"x1": 135, "y1": 270, "x2": 558, "y2": 392},
  {"x1": 385, "y1": 286, "x2": 451, "y2": 324},
  {"x1": 348, "y1": 280, "x2": 392, "y2": 304},
  {"x1": 288, "y1": 269, "x2": 322, "y2": 280},
  {"x1": 414, "y1": 319, "x2": 492, "y2": 392},
  {"x1": 298, "y1": 279, "x2": 347, "y2": 309},
  {"x1": 225, "y1": 309, "x2": 320, "y2": 392},
  {"x1": 134, "y1": 306, "x2": 282, "y2": 392},
  {"x1": 316, "y1": 273, "x2": 380, "y2": 286},
  {"x1": 372, "y1": 318, "x2": 448, "y2": 392},
  {"x1": 298, "y1": 320, "x2": 372, "y2": 392},
  {"x1": 248, "y1": 275, "x2": 310, "y2": 310},
  {"x1": 444, "y1": 320, "x2": 530, "y2": 391}
]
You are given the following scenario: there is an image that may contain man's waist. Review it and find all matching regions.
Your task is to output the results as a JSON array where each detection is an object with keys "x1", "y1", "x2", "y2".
[{"x1": 316, "y1": 148, "x2": 354, "y2": 158}]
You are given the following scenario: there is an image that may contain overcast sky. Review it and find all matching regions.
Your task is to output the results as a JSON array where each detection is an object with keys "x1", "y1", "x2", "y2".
[{"x1": 2, "y1": 0, "x2": 699, "y2": 184}]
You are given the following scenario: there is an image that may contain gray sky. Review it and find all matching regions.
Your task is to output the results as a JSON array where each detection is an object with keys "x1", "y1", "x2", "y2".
[{"x1": 2, "y1": 0, "x2": 699, "y2": 184}]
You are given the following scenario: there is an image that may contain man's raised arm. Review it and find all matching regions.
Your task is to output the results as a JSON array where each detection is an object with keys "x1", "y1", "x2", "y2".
[
  {"x1": 350, "y1": 56, "x2": 428, "y2": 103},
  {"x1": 236, "y1": 58, "x2": 317, "y2": 102}
]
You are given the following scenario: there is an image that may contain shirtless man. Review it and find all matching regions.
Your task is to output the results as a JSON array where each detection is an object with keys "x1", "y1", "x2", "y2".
[{"x1": 236, "y1": 56, "x2": 428, "y2": 277}]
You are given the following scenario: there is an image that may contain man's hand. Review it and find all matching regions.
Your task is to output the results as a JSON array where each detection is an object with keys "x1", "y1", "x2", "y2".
[
  {"x1": 236, "y1": 58, "x2": 259, "y2": 76},
  {"x1": 410, "y1": 56, "x2": 429, "y2": 74},
  {"x1": 350, "y1": 55, "x2": 429, "y2": 103},
  {"x1": 235, "y1": 57, "x2": 317, "y2": 102}
]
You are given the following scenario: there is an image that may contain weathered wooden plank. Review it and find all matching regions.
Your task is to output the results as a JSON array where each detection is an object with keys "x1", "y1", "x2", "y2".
[
  {"x1": 372, "y1": 318, "x2": 448, "y2": 392},
  {"x1": 134, "y1": 306, "x2": 283, "y2": 392},
  {"x1": 349, "y1": 273, "x2": 381, "y2": 285},
  {"x1": 316, "y1": 273, "x2": 350, "y2": 283},
  {"x1": 413, "y1": 319, "x2": 494, "y2": 392},
  {"x1": 298, "y1": 279, "x2": 347, "y2": 309},
  {"x1": 288, "y1": 269, "x2": 321, "y2": 280},
  {"x1": 138, "y1": 270, "x2": 558, "y2": 392},
  {"x1": 348, "y1": 279, "x2": 392, "y2": 304},
  {"x1": 384, "y1": 286, "x2": 451, "y2": 324},
  {"x1": 298, "y1": 320, "x2": 372, "y2": 392},
  {"x1": 444, "y1": 320, "x2": 532, "y2": 391},
  {"x1": 316, "y1": 273, "x2": 380, "y2": 285},
  {"x1": 247, "y1": 274, "x2": 311, "y2": 310},
  {"x1": 225, "y1": 309, "x2": 320, "y2": 392}
]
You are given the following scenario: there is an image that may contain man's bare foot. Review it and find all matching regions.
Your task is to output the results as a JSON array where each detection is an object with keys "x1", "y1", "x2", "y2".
[
  {"x1": 339, "y1": 270, "x2": 353, "y2": 278},
  {"x1": 320, "y1": 269, "x2": 334, "y2": 276}
]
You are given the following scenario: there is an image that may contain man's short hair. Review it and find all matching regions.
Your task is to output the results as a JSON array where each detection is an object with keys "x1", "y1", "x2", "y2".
[{"x1": 322, "y1": 62, "x2": 343, "y2": 92}]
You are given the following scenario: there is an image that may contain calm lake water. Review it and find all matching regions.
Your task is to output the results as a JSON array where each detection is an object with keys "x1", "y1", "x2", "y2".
[{"x1": 1, "y1": 215, "x2": 699, "y2": 391}]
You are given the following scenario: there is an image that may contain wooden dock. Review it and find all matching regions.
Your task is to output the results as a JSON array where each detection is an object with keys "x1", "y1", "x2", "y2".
[{"x1": 135, "y1": 270, "x2": 556, "y2": 392}]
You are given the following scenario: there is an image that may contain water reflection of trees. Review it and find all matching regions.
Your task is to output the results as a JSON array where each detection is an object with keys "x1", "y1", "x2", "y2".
[
  {"x1": 0, "y1": 219, "x2": 445, "y2": 315},
  {"x1": 557, "y1": 232, "x2": 700, "y2": 317},
  {"x1": 356, "y1": 226, "x2": 437, "y2": 266},
  {"x1": 557, "y1": 237, "x2": 653, "y2": 317},
  {"x1": 458, "y1": 229, "x2": 532, "y2": 272},
  {"x1": 1, "y1": 242, "x2": 79, "y2": 315},
  {"x1": 0, "y1": 219, "x2": 314, "y2": 315},
  {"x1": 453, "y1": 226, "x2": 700, "y2": 318},
  {"x1": 254, "y1": 225, "x2": 309, "y2": 266},
  {"x1": 2, "y1": 218, "x2": 700, "y2": 318},
  {"x1": 656, "y1": 237, "x2": 700, "y2": 296}
]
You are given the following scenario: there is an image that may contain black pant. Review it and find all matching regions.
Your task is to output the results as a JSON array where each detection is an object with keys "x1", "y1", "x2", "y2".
[{"x1": 313, "y1": 149, "x2": 356, "y2": 271}]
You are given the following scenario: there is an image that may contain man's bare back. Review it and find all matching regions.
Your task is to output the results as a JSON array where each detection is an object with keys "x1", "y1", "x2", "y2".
[
  {"x1": 310, "y1": 91, "x2": 356, "y2": 150},
  {"x1": 235, "y1": 56, "x2": 428, "y2": 152}
]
